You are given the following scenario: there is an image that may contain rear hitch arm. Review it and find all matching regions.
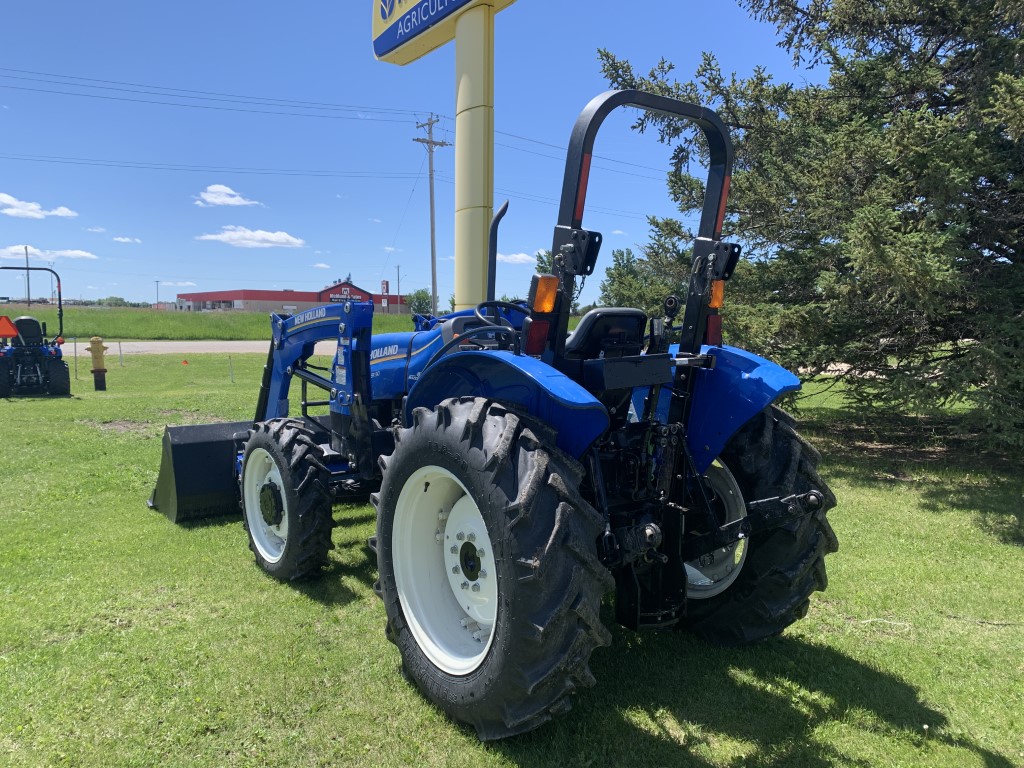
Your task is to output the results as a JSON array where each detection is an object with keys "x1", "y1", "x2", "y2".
[{"x1": 681, "y1": 489, "x2": 825, "y2": 561}]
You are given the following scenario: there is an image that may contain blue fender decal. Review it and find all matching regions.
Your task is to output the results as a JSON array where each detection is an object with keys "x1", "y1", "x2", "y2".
[
  {"x1": 405, "y1": 350, "x2": 610, "y2": 458},
  {"x1": 686, "y1": 344, "x2": 800, "y2": 474}
]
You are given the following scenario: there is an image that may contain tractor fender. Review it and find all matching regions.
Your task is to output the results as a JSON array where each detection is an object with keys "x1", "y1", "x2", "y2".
[
  {"x1": 404, "y1": 350, "x2": 609, "y2": 459},
  {"x1": 686, "y1": 345, "x2": 800, "y2": 474}
]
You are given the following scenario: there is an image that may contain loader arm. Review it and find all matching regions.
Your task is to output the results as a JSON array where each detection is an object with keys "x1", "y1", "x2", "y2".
[{"x1": 254, "y1": 304, "x2": 368, "y2": 422}]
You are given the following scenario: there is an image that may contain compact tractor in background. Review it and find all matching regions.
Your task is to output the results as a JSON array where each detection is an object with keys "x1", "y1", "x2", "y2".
[
  {"x1": 0, "y1": 266, "x2": 70, "y2": 397},
  {"x1": 150, "y1": 90, "x2": 838, "y2": 739}
]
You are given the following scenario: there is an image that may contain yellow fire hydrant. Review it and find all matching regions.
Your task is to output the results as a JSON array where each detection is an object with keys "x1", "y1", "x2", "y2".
[{"x1": 87, "y1": 336, "x2": 108, "y2": 391}]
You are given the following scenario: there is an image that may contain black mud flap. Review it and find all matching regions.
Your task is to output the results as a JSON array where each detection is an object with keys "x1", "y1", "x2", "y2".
[{"x1": 148, "y1": 422, "x2": 251, "y2": 524}]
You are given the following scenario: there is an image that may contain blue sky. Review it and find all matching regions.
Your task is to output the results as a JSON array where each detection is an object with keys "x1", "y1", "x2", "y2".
[{"x1": 1, "y1": 1, "x2": 809, "y2": 307}]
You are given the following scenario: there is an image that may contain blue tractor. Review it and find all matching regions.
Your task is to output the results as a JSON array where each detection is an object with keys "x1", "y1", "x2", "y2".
[
  {"x1": 150, "y1": 90, "x2": 837, "y2": 739},
  {"x1": 0, "y1": 266, "x2": 70, "y2": 398}
]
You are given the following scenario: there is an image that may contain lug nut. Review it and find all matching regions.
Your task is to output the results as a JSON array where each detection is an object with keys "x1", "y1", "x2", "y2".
[
  {"x1": 461, "y1": 581, "x2": 469, "y2": 590},
  {"x1": 467, "y1": 532, "x2": 476, "y2": 542},
  {"x1": 471, "y1": 584, "x2": 481, "y2": 592},
  {"x1": 479, "y1": 570, "x2": 487, "y2": 579},
  {"x1": 450, "y1": 545, "x2": 458, "y2": 554},
  {"x1": 456, "y1": 532, "x2": 465, "y2": 541},
  {"x1": 452, "y1": 566, "x2": 460, "y2": 574},
  {"x1": 476, "y1": 548, "x2": 485, "y2": 558}
]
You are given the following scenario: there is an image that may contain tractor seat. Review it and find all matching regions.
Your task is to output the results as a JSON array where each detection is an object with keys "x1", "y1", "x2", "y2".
[
  {"x1": 564, "y1": 308, "x2": 647, "y2": 360},
  {"x1": 12, "y1": 317, "x2": 45, "y2": 346}
]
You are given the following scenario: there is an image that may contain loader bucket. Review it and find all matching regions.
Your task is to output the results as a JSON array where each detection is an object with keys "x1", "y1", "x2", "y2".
[{"x1": 148, "y1": 421, "x2": 251, "y2": 524}]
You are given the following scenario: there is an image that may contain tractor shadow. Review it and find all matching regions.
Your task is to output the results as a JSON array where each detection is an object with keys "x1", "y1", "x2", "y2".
[
  {"x1": 293, "y1": 507, "x2": 378, "y2": 607},
  {"x1": 801, "y1": 410, "x2": 1023, "y2": 547},
  {"x1": 493, "y1": 630, "x2": 1012, "y2": 768}
]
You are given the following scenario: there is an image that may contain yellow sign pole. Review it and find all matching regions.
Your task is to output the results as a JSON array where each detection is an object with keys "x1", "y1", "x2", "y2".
[
  {"x1": 453, "y1": 3, "x2": 494, "y2": 310},
  {"x1": 373, "y1": 0, "x2": 515, "y2": 311}
]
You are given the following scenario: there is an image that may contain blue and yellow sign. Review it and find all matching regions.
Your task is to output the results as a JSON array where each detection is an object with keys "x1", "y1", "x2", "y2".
[{"x1": 373, "y1": 0, "x2": 516, "y2": 64}]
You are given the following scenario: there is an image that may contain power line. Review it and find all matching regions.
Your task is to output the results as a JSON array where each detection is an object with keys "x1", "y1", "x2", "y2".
[
  {"x1": 0, "y1": 67, "x2": 427, "y2": 116},
  {"x1": 1, "y1": 66, "x2": 672, "y2": 174},
  {"x1": 434, "y1": 175, "x2": 666, "y2": 222},
  {"x1": 0, "y1": 84, "x2": 416, "y2": 123}
]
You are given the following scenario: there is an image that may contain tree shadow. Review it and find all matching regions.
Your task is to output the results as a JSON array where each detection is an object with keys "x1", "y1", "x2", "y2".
[
  {"x1": 492, "y1": 628, "x2": 1013, "y2": 767},
  {"x1": 801, "y1": 410, "x2": 1022, "y2": 546}
]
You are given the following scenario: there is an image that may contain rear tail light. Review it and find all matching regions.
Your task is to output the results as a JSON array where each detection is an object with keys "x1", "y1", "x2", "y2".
[
  {"x1": 524, "y1": 319, "x2": 550, "y2": 356},
  {"x1": 705, "y1": 314, "x2": 723, "y2": 346}
]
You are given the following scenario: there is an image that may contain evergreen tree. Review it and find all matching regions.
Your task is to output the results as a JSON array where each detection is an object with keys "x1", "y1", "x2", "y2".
[{"x1": 599, "y1": 0, "x2": 1023, "y2": 446}]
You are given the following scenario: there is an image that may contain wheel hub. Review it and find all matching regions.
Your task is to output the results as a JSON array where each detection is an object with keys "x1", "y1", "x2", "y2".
[
  {"x1": 685, "y1": 460, "x2": 748, "y2": 599},
  {"x1": 441, "y1": 496, "x2": 496, "y2": 626},
  {"x1": 259, "y1": 481, "x2": 284, "y2": 527},
  {"x1": 459, "y1": 542, "x2": 481, "y2": 581},
  {"x1": 392, "y1": 464, "x2": 500, "y2": 675}
]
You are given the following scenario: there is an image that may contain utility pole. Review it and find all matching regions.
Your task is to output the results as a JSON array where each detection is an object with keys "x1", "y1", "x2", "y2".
[
  {"x1": 155, "y1": 280, "x2": 160, "y2": 308},
  {"x1": 414, "y1": 115, "x2": 450, "y2": 315},
  {"x1": 48, "y1": 261, "x2": 54, "y2": 302},
  {"x1": 395, "y1": 265, "x2": 401, "y2": 313},
  {"x1": 24, "y1": 246, "x2": 30, "y2": 307}
]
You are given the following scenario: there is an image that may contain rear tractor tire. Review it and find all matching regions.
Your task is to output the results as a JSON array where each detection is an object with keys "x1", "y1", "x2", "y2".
[
  {"x1": 373, "y1": 397, "x2": 613, "y2": 740},
  {"x1": 0, "y1": 361, "x2": 11, "y2": 398},
  {"x1": 47, "y1": 359, "x2": 70, "y2": 396},
  {"x1": 682, "y1": 406, "x2": 839, "y2": 645},
  {"x1": 241, "y1": 418, "x2": 334, "y2": 580}
]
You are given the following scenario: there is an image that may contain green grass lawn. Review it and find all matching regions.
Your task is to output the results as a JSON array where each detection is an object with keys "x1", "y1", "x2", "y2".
[{"x1": 1, "y1": 360, "x2": 1021, "y2": 767}]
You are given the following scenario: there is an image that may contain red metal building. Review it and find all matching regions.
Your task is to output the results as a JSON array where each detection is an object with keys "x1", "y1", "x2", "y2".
[{"x1": 175, "y1": 280, "x2": 407, "y2": 313}]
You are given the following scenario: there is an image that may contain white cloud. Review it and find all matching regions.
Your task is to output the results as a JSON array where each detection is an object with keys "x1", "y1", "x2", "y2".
[
  {"x1": 196, "y1": 225, "x2": 304, "y2": 249},
  {"x1": 612, "y1": 229, "x2": 626, "y2": 235},
  {"x1": 496, "y1": 252, "x2": 536, "y2": 265},
  {"x1": 113, "y1": 236, "x2": 142, "y2": 244},
  {"x1": 370, "y1": 218, "x2": 382, "y2": 224},
  {"x1": 0, "y1": 193, "x2": 78, "y2": 220},
  {"x1": 312, "y1": 262, "x2": 331, "y2": 269},
  {"x1": 160, "y1": 280, "x2": 197, "y2": 287},
  {"x1": 383, "y1": 246, "x2": 401, "y2": 253},
  {"x1": 1, "y1": 245, "x2": 98, "y2": 261},
  {"x1": 194, "y1": 184, "x2": 261, "y2": 208},
  {"x1": 86, "y1": 226, "x2": 106, "y2": 233}
]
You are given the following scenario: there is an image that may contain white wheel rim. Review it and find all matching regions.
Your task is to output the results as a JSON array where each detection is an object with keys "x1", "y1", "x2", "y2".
[
  {"x1": 392, "y1": 465, "x2": 497, "y2": 676},
  {"x1": 685, "y1": 460, "x2": 748, "y2": 599},
  {"x1": 243, "y1": 447, "x2": 289, "y2": 564}
]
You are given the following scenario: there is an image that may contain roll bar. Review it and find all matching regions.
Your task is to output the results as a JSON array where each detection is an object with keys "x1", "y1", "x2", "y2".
[
  {"x1": 556, "y1": 90, "x2": 734, "y2": 240},
  {"x1": 0, "y1": 265, "x2": 64, "y2": 339}
]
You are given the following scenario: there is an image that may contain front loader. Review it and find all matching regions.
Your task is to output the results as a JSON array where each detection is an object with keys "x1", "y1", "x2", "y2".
[{"x1": 150, "y1": 90, "x2": 838, "y2": 739}]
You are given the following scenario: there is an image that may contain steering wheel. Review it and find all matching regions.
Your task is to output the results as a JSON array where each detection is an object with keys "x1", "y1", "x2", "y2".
[{"x1": 473, "y1": 300, "x2": 530, "y2": 327}]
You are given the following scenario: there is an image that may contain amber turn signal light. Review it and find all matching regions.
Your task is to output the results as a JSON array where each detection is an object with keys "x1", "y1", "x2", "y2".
[{"x1": 529, "y1": 274, "x2": 559, "y2": 314}]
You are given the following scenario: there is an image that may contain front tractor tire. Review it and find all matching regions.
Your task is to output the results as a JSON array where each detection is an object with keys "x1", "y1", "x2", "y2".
[
  {"x1": 374, "y1": 398, "x2": 613, "y2": 740},
  {"x1": 682, "y1": 406, "x2": 839, "y2": 645},
  {"x1": 241, "y1": 418, "x2": 333, "y2": 580}
]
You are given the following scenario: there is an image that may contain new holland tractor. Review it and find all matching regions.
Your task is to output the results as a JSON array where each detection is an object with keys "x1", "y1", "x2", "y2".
[
  {"x1": 150, "y1": 90, "x2": 838, "y2": 739},
  {"x1": 0, "y1": 266, "x2": 70, "y2": 397}
]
